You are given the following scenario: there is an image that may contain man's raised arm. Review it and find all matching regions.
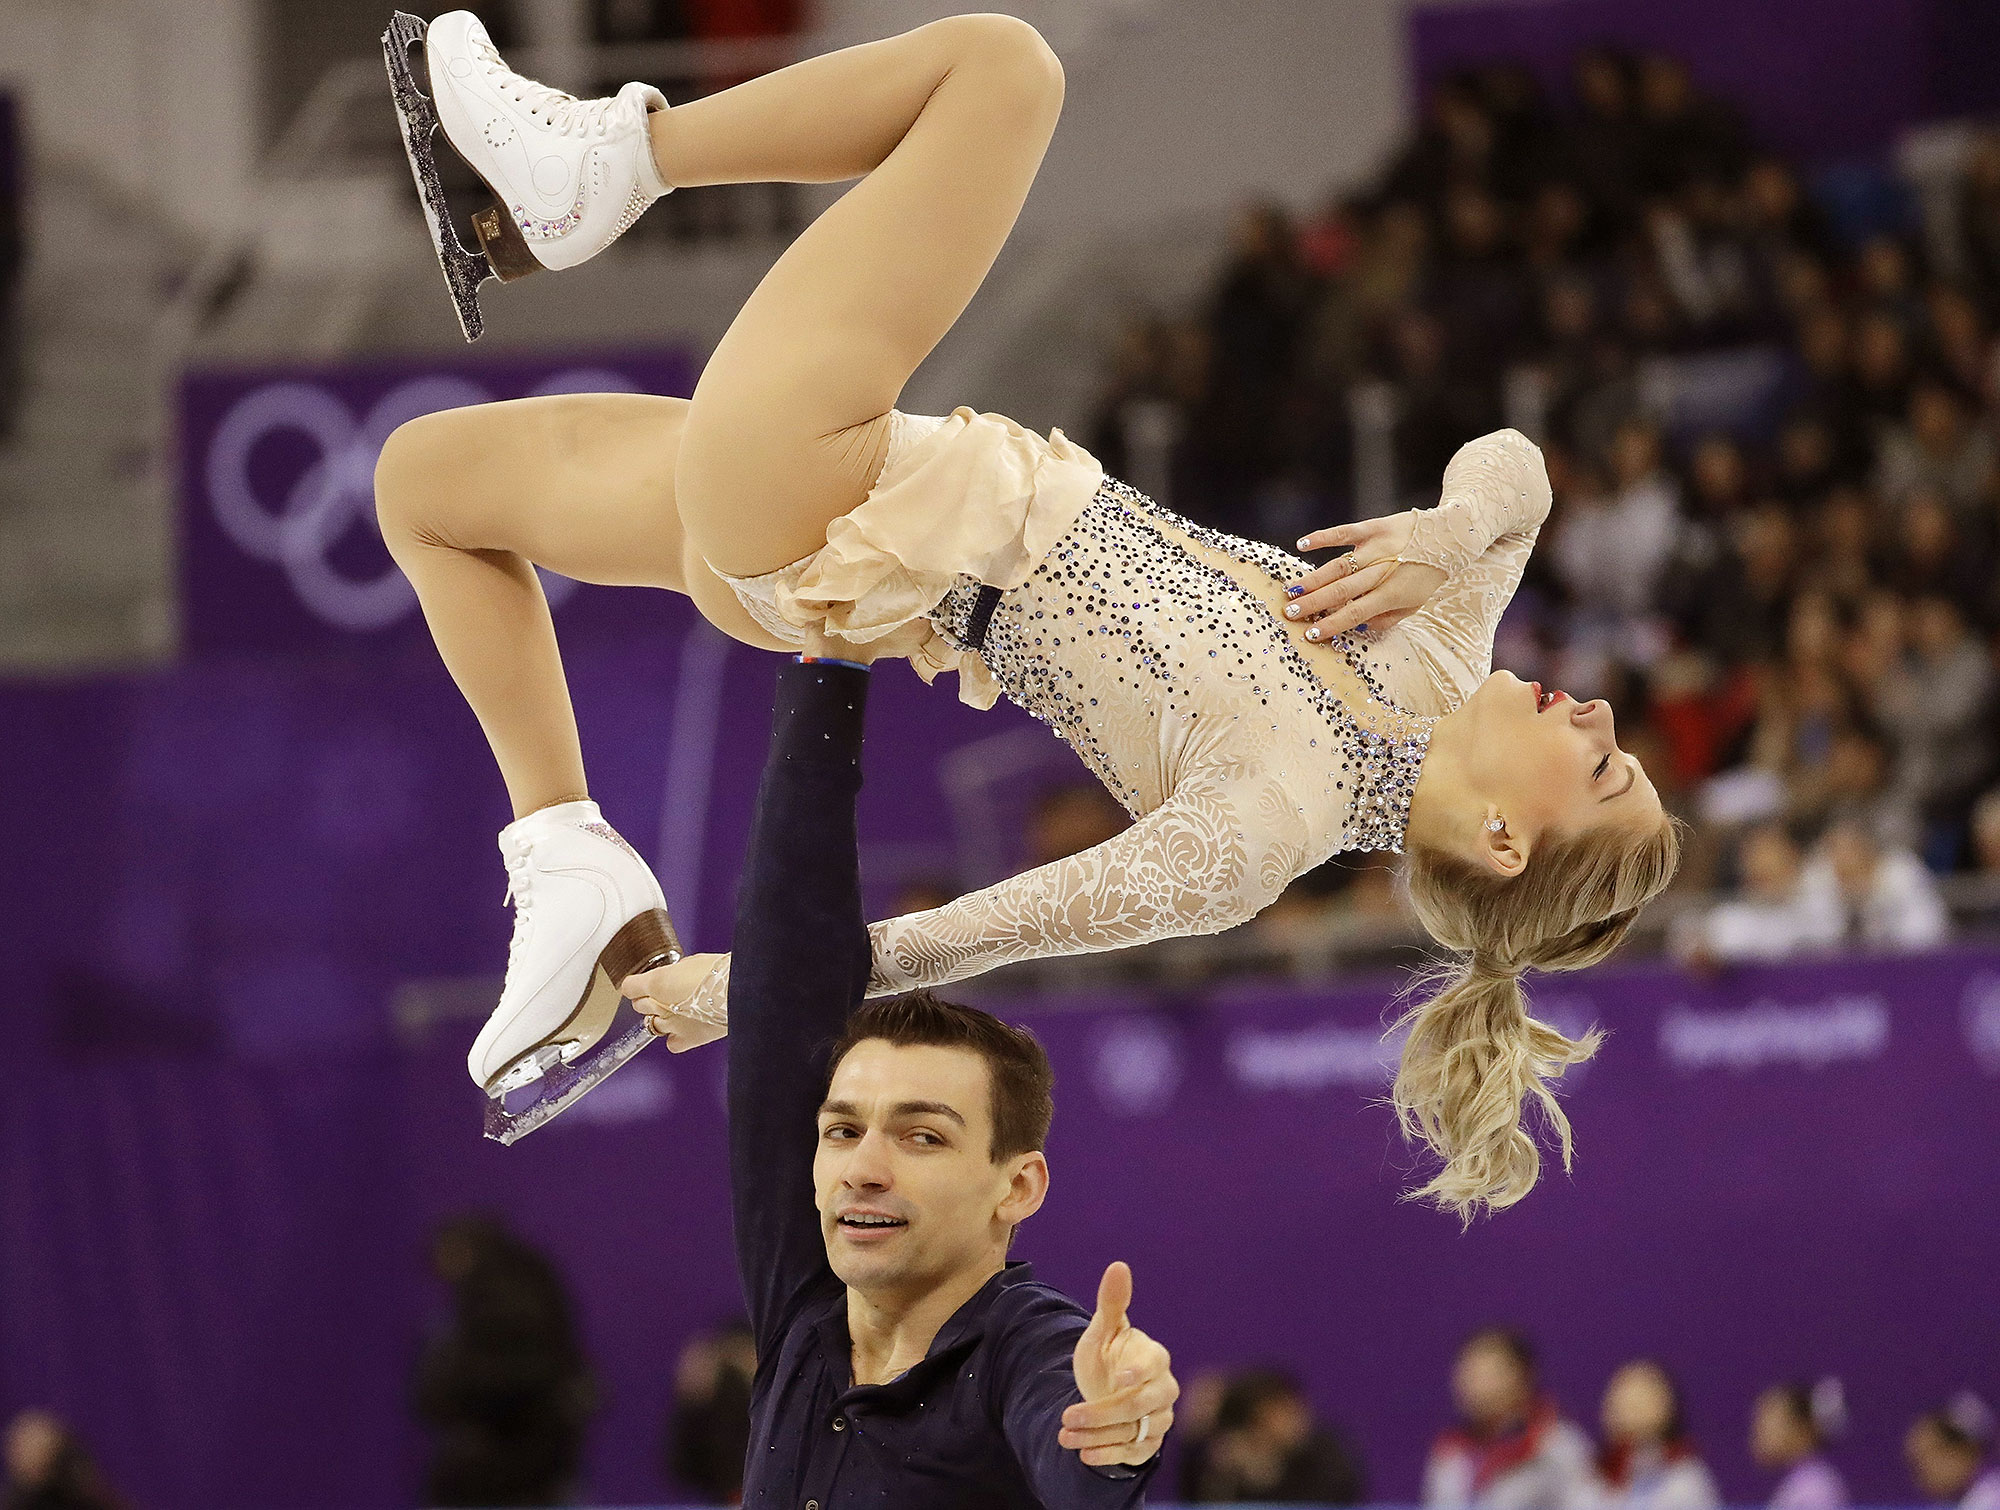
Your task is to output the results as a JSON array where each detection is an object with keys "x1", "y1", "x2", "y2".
[{"x1": 727, "y1": 658, "x2": 874, "y2": 1349}]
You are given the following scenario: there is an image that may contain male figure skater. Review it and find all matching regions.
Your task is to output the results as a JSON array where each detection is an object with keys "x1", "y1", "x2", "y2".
[{"x1": 630, "y1": 651, "x2": 1177, "y2": 1505}]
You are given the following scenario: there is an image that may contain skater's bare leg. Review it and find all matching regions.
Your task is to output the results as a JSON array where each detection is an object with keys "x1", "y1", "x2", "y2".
[
  {"x1": 377, "y1": 15, "x2": 1064, "y2": 813},
  {"x1": 375, "y1": 391, "x2": 783, "y2": 820},
  {"x1": 664, "y1": 14, "x2": 1065, "y2": 574}
]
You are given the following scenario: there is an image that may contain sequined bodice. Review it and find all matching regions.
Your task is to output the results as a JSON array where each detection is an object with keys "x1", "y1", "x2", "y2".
[
  {"x1": 934, "y1": 479, "x2": 1435, "y2": 845},
  {"x1": 865, "y1": 429, "x2": 1552, "y2": 996}
]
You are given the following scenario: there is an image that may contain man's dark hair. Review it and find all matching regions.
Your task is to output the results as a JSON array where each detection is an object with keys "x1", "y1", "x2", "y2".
[
  {"x1": 1462, "y1": 1326, "x2": 1537, "y2": 1380},
  {"x1": 1215, "y1": 1367, "x2": 1307, "y2": 1432},
  {"x1": 830, "y1": 991, "x2": 1054, "y2": 1161}
]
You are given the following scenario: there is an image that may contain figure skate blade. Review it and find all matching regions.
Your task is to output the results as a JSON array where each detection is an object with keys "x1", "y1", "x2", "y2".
[
  {"x1": 482, "y1": 982, "x2": 660, "y2": 1144},
  {"x1": 382, "y1": 11, "x2": 493, "y2": 341}
]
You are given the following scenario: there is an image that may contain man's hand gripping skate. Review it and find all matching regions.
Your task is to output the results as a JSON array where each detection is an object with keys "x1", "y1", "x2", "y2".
[
  {"x1": 622, "y1": 952, "x2": 731, "y2": 1052},
  {"x1": 1061, "y1": 1261, "x2": 1177, "y2": 1467}
]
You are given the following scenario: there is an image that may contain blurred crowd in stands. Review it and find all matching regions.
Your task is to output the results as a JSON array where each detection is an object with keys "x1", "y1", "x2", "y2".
[{"x1": 1086, "y1": 49, "x2": 2000, "y2": 961}]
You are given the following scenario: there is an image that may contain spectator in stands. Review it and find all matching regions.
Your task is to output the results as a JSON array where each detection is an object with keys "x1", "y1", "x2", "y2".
[
  {"x1": 663, "y1": 1319, "x2": 755, "y2": 1504},
  {"x1": 2, "y1": 1412, "x2": 122, "y2": 1510},
  {"x1": 1566, "y1": 50, "x2": 1642, "y2": 238},
  {"x1": 1178, "y1": 1368, "x2": 1365, "y2": 1504},
  {"x1": 1876, "y1": 380, "x2": 1996, "y2": 517},
  {"x1": 1799, "y1": 488, "x2": 1877, "y2": 608},
  {"x1": 1435, "y1": 184, "x2": 1534, "y2": 384},
  {"x1": 1382, "y1": 304, "x2": 1503, "y2": 505},
  {"x1": 1972, "y1": 787, "x2": 2000, "y2": 877},
  {"x1": 1907, "y1": 1395, "x2": 2000, "y2": 1510},
  {"x1": 1857, "y1": 235, "x2": 1924, "y2": 331},
  {"x1": 1189, "y1": 201, "x2": 1313, "y2": 529},
  {"x1": 1955, "y1": 134, "x2": 2000, "y2": 315},
  {"x1": 1751, "y1": 1381, "x2": 1849, "y2": 1510},
  {"x1": 1631, "y1": 54, "x2": 1749, "y2": 198},
  {"x1": 1791, "y1": 725, "x2": 1912, "y2": 850},
  {"x1": 1776, "y1": 418, "x2": 1843, "y2": 508},
  {"x1": 1685, "y1": 433, "x2": 1751, "y2": 521},
  {"x1": 1850, "y1": 312, "x2": 1916, "y2": 435},
  {"x1": 1881, "y1": 492, "x2": 1991, "y2": 616},
  {"x1": 1550, "y1": 416, "x2": 1679, "y2": 623},
  {"x1": 1594, "y1": 1360, "x2": 1719, "y2": 1510},
  {"x1": 1088, "y1": 316, "x2": 1178, "y2": 498},
  {"x1": 1879, "y1": 595, "x2": 1997, "y2": 865},
  {"x1": 1921, "y1": 284, "x2": 1994, "y2": 402},
  {"x1": 1424, "y1": 1328, "x2": 1593, "y2": 1510},
  {"x1": 415, "y1": 1214, "x2": 597, "y2": 1508},
  {"x1": 1026, "y1": 782, "x2": 1131, "y2": 868},
  {"x1": 1799, "y1": 819, "x2": 1950, "y2": 949},
  {"x1": 1672, "y1": 821, "x2": 1837, "y2": 967}
]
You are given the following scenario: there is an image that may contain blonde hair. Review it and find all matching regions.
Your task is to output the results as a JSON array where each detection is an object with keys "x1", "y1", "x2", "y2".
[{"x1": 1392, "y1": 813, "x2": 1682, "y2": 1222}]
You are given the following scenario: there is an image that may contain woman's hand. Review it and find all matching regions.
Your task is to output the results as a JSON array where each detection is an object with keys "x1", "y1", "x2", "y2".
[
  {"x1": 1284, "y1": 512, "x2": 1448, "y2": 639},
  {"x1": 620, "y1": 951, "x2": 730, "y2": 1052}
]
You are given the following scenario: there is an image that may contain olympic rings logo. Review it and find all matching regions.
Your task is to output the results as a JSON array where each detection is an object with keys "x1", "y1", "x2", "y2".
[{"x1": 200, "y1": 367, "x2": 643, "y2": 631}]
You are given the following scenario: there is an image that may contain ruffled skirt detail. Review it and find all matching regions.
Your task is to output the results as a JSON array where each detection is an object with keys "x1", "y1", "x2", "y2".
[{"x1": 717, "y1": 407, "x2": 1105, "y2": 709}]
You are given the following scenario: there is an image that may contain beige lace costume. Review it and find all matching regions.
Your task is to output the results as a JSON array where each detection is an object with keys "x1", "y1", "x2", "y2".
[{"x1": 723, "y1": 410, "x2": 1552, "y2": 998}]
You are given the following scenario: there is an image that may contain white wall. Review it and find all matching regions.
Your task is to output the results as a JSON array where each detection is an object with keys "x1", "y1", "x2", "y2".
[
  {"x1": 813, "y1": 0, "x2": 1412, "y2": 235},
  {"x1": 0, "y1": 0, "x2": 260, "y2": 237}
]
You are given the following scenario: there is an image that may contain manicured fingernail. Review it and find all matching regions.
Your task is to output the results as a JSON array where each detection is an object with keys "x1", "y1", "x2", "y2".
[
  {"x1": 1284, "y1": 603, "x2": 1300, "y2": 617},
  {"x1": 1285, "y1": 584, "x2": 1303, "y2": 597},
  {"x1": 1306, "y1": 627, "x2": 1319, "y2": 640},
  {"x1": 1297, "y1": 537, "x2": 1313, "y2": 550}
]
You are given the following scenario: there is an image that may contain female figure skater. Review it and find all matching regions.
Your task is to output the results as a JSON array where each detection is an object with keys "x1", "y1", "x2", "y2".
[{"x1": 375, "y1": 10, "x2": 1678, "y2": 1217}]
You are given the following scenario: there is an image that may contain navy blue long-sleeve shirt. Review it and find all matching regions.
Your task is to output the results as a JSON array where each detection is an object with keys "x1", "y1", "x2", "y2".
[{"x1": 727, "y1": 661, "x2": 1156, "y2": 1510}]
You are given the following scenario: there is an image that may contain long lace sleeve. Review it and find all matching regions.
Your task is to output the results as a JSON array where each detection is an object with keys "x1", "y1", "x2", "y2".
[
  {"x1": 1382, "y1": 428, "x2": 1552, "y2": 711},
  {"x1": 866, "y1": 769, "x2": 1316, "y2": 995}
]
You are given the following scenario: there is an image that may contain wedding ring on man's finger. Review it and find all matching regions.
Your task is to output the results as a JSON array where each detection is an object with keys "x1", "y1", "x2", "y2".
[{"x1": 1132, "y1": 1412, "x2": 1151, "y2": 1446}]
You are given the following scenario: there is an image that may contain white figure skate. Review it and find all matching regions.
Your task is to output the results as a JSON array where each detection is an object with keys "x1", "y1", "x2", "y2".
[
  {"x1": 382, "y1": 9, "x2": 671, "y2": 340},
  {"x1": 473, "y1": 800, "x2": 681, "y2": 1142}
]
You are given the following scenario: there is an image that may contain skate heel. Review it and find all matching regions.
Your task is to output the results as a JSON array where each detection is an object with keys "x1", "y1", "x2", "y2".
[
  {"x1": 471, "y1": 202, "x2": 542, "y2": 283},
  {"x1": 599, "y1": 907, "x2": 681, "y2": 987}
]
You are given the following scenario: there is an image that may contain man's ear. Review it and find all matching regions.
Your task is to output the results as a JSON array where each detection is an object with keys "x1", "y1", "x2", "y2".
[
  {"x1": 1479, "y1": 806, "x2": 1530, "y2": 878},
  {"x1": 997, "y1": 1151, "x2": 1049, "y2": 1229}
]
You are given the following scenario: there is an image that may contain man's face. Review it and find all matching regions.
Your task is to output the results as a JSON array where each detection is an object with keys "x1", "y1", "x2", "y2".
[{"x1": 814, "y1": 1040, "x2": 1046, "y2": 1295}]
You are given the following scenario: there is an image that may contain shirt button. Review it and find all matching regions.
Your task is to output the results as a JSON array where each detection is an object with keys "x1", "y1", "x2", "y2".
[
  {"x1": 832, "y1": 1416, "x2": 846, "y2": 1432},
  {"x1": 806, "y1": 1502, "x2": 818, "y2": 1510}
]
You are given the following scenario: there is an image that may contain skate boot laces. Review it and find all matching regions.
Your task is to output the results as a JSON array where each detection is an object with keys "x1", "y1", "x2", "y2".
[
  {"x1": 471, "y1": 32, "x2": 627, "y2": 138},
  {"x1": 501, "y1": 845, "x2": 536, "y2": 972}
]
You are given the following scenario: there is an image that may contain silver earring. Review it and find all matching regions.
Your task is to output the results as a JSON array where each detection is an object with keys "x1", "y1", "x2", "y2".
[{"x1": 1486, "y1": 818, "x2": 1505, "y2": 832}]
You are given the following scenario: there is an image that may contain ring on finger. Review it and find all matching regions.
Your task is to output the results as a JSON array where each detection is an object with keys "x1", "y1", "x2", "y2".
[{"x1": 1132, "y1": 1412, "x2": 1151, "y2": 1446}]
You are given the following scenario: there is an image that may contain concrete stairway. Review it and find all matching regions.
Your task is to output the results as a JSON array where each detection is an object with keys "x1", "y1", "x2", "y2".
[{"x1": 0, "y1": 161, "x2": 188, "y2": 670}]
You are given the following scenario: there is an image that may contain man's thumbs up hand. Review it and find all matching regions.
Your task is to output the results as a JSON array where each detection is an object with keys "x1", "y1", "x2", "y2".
[{"x1": 1061, "y1": 1262, "x2": 1177, "y2": 1467}]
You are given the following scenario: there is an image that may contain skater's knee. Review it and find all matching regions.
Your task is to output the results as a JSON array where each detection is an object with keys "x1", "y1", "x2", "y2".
[
  {"x1": 374, "y1": 412, "x2": 459, "y2": 546},
  {"x1": 936, "y1": 14, "x2": 1064, "y2": 102}
]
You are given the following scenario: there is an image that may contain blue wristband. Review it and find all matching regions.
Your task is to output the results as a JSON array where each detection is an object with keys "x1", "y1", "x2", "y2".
[{"x1": 794, "y1": 653, "x2": 872, "y2": 672}]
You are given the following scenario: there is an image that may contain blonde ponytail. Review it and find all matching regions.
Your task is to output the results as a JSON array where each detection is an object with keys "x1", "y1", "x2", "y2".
[
  {"x1": 1390, "y1": 961, "x2": 1601, "y2": 1221},
  {"x1": 1394, "y1": 813, "x2": 1682, "y2": 1221}
]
